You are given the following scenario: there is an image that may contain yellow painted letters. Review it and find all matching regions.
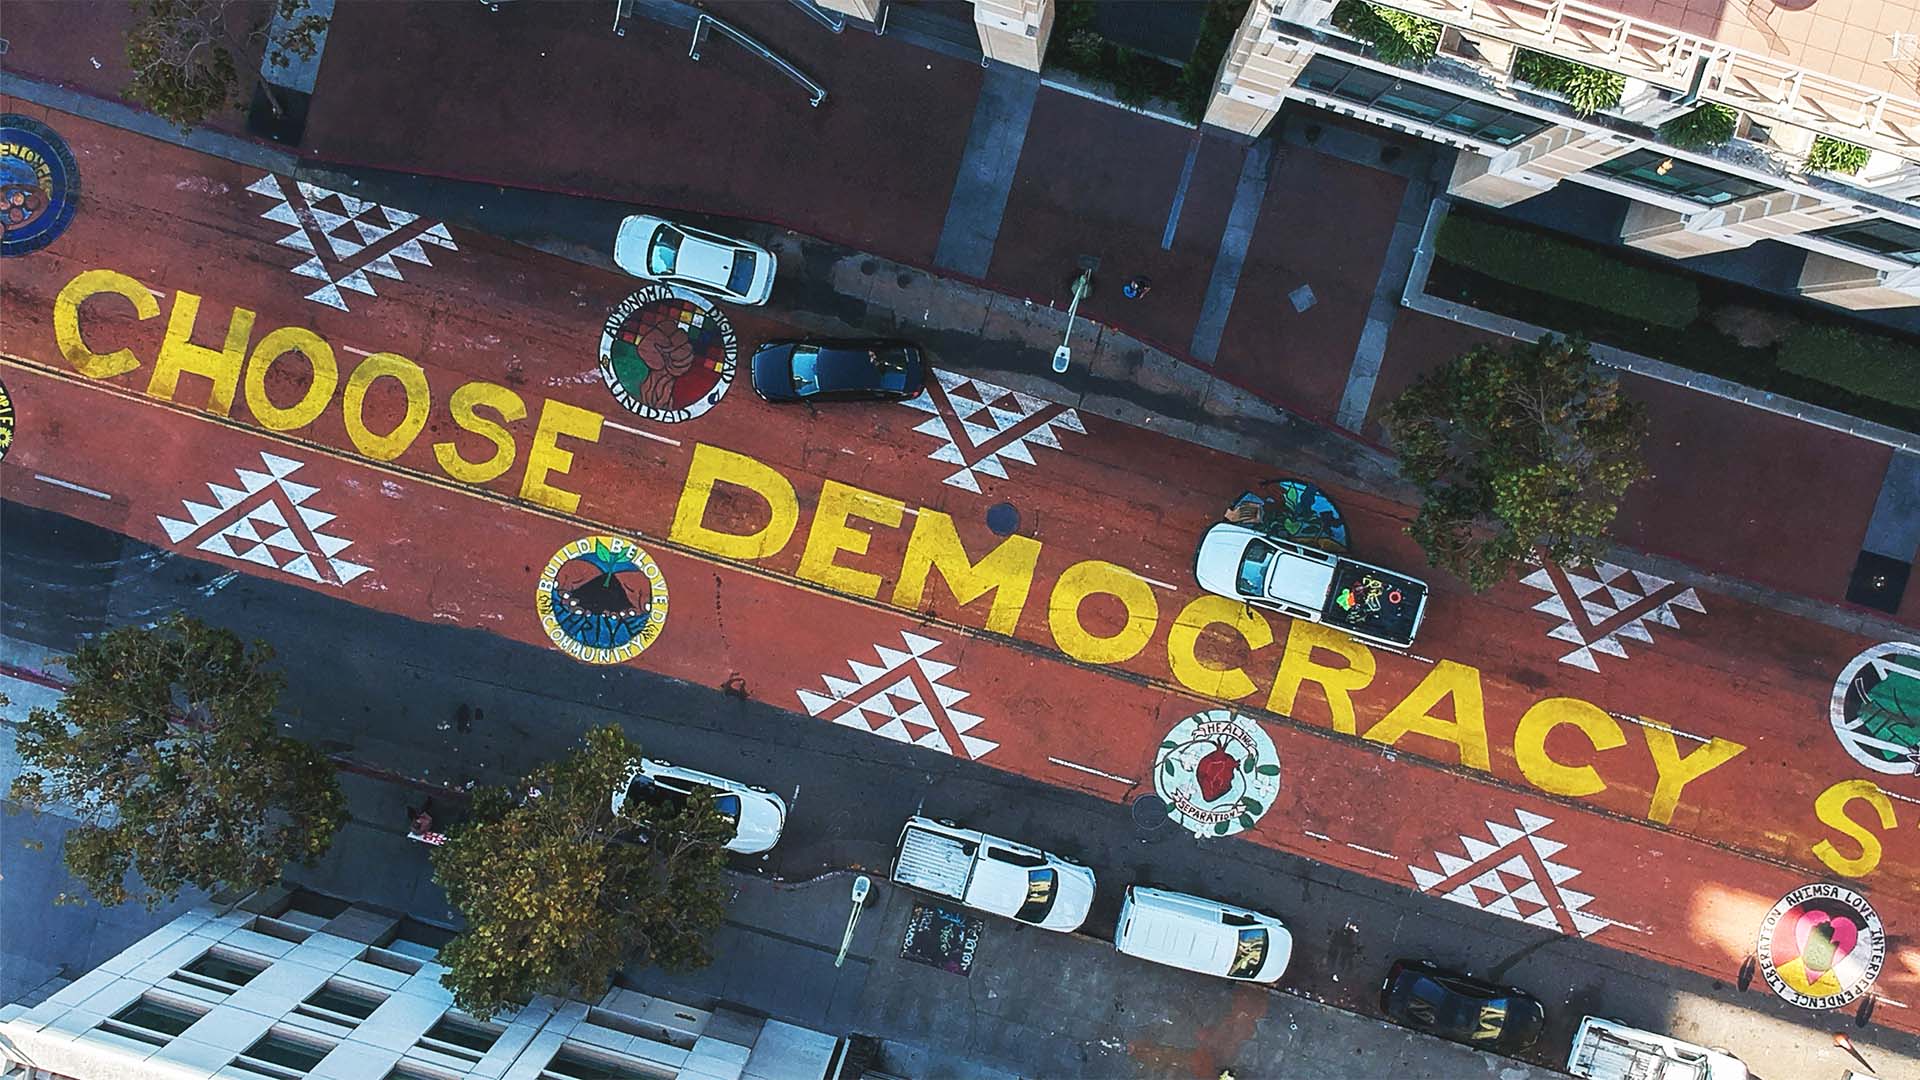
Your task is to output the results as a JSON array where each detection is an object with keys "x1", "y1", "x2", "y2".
[
  {"x1": 1266, "y1": 621, "x2": 1376, "y2": 735},
  {"x1": 1513, "y1": 697, "x2": 1624, "y2": 798},
  {"x1": 1641, "y1": 724, "x2": 1745, "y2": 826},
  {"x1": 893, "y1": 509, "x2": 1040, "y2": 634},
  {"x1": 148, "y1": 290, "x2": 253, "y2": 415},
  {"x1": 1048, "y1": 560, "x2": 1159, "y2": 665},
  {"x1": 1166, "y1": 594, "x2": 1274, "y2": 700},
  {"x1": 796, "y1": 480, "x2": 905, "y2": 599},
  {"x1": 1361, "y1": 661, "x2": 1490, "y2": 771},
  {"x1": 1811, "y1": 779, "x2": 1897, "y2": 877},
  {"x1": 433, "y1": 381, "x2": 527, "y2": 484},
  {"x1": 53, "y1": 269, "x2": 157, "y2": 378},
  {"x1": 519, "y1": 398, "x2": 605, "y2": 513},
  {"x1": 243, "y1": 327, "x2": 338, "y2": 432},
  {"x1": 341, "y1": 353, "x2": 431, "y2": 461},
  {"x1": 669, "y1": 443, "x2": 800, "y2": 559}
]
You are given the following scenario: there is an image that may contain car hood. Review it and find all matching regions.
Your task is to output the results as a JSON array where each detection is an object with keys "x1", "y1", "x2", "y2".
[
  {"x1": 750, "y1": 345, "x2": 798, "y2": 400},
  {"x1": 725, "y1": 791, "x2": 786, "y2": 854},
  {"x1": 1195, "y1": 523, "x2": 1258, "y2": 597}
]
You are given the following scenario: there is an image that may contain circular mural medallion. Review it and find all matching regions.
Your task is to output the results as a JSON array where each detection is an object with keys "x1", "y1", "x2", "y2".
[
  {"x1": 0, "y1": 114, "x2": 81, "y2": 257},
  {"x1": 1153, "y1": 709, "x2": 1281, "y2": 838},
  {"x1": 598, "y1": 285, "x2": 737, "y2": 423},
  {"x1": 534, "y1": 535, "x2": 669, "y2": 665},
  {"x1": 0, "y1": 377, "x2": 13, "y2": 464},
  {"x1": 1756, "y1": 882, "x2": 1884, "y2": 1009},
  {"x1": 1830, "y1": 642, "x2": 1920, "y2": 774}
]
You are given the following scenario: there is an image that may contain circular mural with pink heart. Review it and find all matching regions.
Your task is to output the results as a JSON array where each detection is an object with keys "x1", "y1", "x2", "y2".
[
  {"x1": 1756, "y1": 882, "x2": 1884, "y2": 1009},
  {"x1": 1153, "y1": 709, "x2": 1280, "y2": 838}
]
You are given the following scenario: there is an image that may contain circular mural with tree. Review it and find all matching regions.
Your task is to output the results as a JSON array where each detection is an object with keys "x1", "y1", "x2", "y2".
[
  {"x1": 534, "y1": 535, "x2": 669, "y2": 665},
  {"x1": 1153, "y1": 709, "x2": 1281, "y2": 837}
]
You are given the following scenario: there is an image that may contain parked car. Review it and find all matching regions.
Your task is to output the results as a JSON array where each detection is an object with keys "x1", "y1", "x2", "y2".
[
  {"x1": 749, "y1": 340, "x2": 925, "y2": 403},
  {"x1": 1193, "y1": 522, "x2": 1430, "y2": 649},
  {"x1": 610, "y1": 758, "x2": 787, "y2": 855},
  {"x1": 888, "y1": 817, "x2": 1095, "y2": 932},
  {"x1": 613, "y1": 214, "x2": 776, "y2": 305},
  {"x1": 1379, "y1": 959, "x2": 1545, "y2": 1053},
  {"x1": 1568, "y1": 1016, "x2": 1748, "y2": 1080},
  {"x1": 1113, "y1": 886, "x2": 1291, "y2": 983}
]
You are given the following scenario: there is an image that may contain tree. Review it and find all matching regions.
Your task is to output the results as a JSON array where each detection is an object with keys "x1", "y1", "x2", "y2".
[
  {"x1": 431, "y1": 726, "x2": 733, "y2": 1020},
  {"x1": 123, "y1": 0, "x2": 330, "y2": 132},
  {"x1": 1382, "y1": 336, "x2": 1649, "y2": 592},
  {"x1": 7, "y1": 615, "x2": 349, "y2": 908}
]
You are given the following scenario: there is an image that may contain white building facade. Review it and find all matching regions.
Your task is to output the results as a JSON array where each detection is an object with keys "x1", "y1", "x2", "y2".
[{"x1": 0, "y1": 888, "x2": 842, "y2": 1080}]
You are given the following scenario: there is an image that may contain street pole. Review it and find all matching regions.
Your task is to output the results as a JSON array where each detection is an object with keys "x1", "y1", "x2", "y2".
[
  {"x1": 834, "y1": 875, "x2": 871, "y2": 968},
  {"x1": 1054, "y1": 270, "x2": 1092, "y2": 374}
]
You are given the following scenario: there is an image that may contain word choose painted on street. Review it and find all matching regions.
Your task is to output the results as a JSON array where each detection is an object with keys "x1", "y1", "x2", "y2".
[
  {"x1": 666, "y1": 443, "x2": 1750, "y2": 835},
  {"x1": 51, "y1": 269, "x2": 606, "y2": 514}
]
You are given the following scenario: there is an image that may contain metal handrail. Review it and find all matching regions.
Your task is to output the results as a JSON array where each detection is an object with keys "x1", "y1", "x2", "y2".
[
  {"x1": 689, "y1": 11, "x2": 828, "y2": 107},
  {"x1": 786, "y1": 0, "x2": 846, "y2": 32}
]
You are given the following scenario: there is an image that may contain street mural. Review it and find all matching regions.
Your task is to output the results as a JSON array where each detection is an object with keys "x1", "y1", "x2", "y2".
[
  {"x1": 0, "y1": 114, "x2": 80, "y2": 257},
  {"x1": 796, "y1": 630, "x2": 997, "y2": 760},
  {"x1": 0, "y1": 376, "x2": 13, "y2": 463},
  {"x1": 597, "y1": 285, "x2": 738, "y2": 423},
  {"x1": 1153, "y1": 709, "x2": 1281, "y2": 837},
  {"x1": 1518, "y1": 559, "x2": 1705, "y2": 671},
  {"x1": 1408, "y1": 809, "x2": 1615, "y2": 938},
  {"x1": 534, "y1": 536, "x2": 669, "y2": 665},
  {"x1": 157, "y1": 451, "x2": 371, "y2": 585},
  {"x1": 900, "y1": 371, "x2": 1085, "y2": 493},
  {"x1": 1756, "y1": 882, "x2": 1885, "y2": 1009},
  {"x1": 247, "y1": 174, "x2": 456, "y2": 310},
  {"x1": 900, "y1": 902, "x2": 984, "y2": 977},
  {"x1": 1830, "y1": 642, "x2": 1920, "y2": 774}
]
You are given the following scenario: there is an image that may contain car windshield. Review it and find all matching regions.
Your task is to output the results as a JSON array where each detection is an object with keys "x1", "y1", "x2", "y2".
[
  {"x1": 1227, "y1": 928, "x2": 1268, "y2": 978},
  {"x1": 726, "y1": 250, "x2": 756, "y2": 296},
  {"x1": 622, "y1": 776, "x2": 685, "y2": 814},
  {"x1": 1014, "y1": 869, "x2": 1058, "y2": 923},
  {"x1": 871, "y1": 349, "x2": 911, "y2": 392},
  {"x1": 710, "y1": 792, "x2": 742, "y2": 824},
  {"x1": 1405, "y1": 976, "x2": 1483, "y2": 1033},
  {"x1": 648, "y1": 227, "x2": 682, "y2": 276},
  {"x1": 1236, "y1": 538, "x2": 1277, "y2": 597},
  {"x1": 790, "y1": 346, "x2": 823, "y2": 397}
]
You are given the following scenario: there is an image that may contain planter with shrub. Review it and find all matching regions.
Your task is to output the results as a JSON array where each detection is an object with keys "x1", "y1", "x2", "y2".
[
  {"x1": 1512, "y1": 49, "x2": 1624, "y2": 116},
  {"x1": 1331, "y1": 0, "x2": 1441, "y2": 66},
  {"x1": 1804, "y1": 135, "x2": 1871, "y2": 175},
  {"x1": 1656, "y1": 104, "x2": 1738, "y2": 150}
]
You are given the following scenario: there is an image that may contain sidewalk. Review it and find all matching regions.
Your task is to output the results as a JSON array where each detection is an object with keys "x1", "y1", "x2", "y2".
[{"x1": 3, "y1": 0, "x2": 1911, "y2": 629}]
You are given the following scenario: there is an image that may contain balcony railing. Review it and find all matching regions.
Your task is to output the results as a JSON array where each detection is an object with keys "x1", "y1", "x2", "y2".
[{"x1": 1379, "y1": 0, "x2": 1920, "y2": 157}]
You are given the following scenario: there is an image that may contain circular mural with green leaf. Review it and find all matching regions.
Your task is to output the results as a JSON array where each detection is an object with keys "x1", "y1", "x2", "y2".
[{"x1": 1153, "y1": 709, "x2": 1280, "y2": 838}]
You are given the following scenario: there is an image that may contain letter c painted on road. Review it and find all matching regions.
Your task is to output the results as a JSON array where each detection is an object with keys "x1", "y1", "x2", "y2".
[
  {"x1": 1166, "y1": 594, "x2": 1273, "y2": 700},
  {"x1": 53, "y1": 268, "x2": 159, "y2": 379},
  {"x1": 1513, "y1": 697, "x2": 1625, "y2": 798}
]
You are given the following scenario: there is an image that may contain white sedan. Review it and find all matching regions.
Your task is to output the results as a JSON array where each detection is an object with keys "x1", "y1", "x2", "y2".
[
  {"x1": 610, "y1": 758, "x2": 787, "y2": 855},
  {"x1": 613, "y1": 214, "x2": 776, "y2": 305}
]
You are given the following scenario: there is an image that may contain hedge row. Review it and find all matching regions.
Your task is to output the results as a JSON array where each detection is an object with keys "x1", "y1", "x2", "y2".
[
  {"x1": 1433, "y1": 213, "x2": 1701, "y2": 328},
  {"x1": 1777, "y1": 325, "x2": 1920, "y2": 410}
]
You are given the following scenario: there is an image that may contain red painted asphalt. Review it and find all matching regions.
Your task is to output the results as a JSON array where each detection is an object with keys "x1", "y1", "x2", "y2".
[
  {"x1": 3, "y1": 1, "x2": 1908, "y2": 619},
  {"x1": 4, "y1": 105, "x2": 1919, "y2": 1028}
]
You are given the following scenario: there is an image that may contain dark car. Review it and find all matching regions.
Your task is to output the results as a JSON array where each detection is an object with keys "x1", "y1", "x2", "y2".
[
  {"x1": 750, "y1": 340, "x2": 924, "y2": 403},
  {"x1": 1379, "y1": 959, "x2": 1545, "y2": 1053}
]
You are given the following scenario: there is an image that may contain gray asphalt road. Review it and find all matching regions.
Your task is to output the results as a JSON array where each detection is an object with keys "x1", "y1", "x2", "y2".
[{"x1": 4, "y1": 498, "x2": 1914, "y2": 1078}]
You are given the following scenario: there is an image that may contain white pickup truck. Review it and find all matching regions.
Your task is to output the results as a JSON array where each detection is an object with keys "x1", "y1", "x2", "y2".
[
  {"x1": 1567, "y1": 1017, "x2": 1749, "y2": 1080},
  {"x1": 888, "y1": 817, "x2": 1095, "y2": 932},
  {"x1": 1194, "y1": 523, "x2": 1430, "y2": 649}
]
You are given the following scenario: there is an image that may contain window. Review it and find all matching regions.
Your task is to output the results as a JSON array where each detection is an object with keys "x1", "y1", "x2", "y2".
[
  {"x1": 1227, "y1": 928, "x2": 1269, "y2": 979},
  {"x1": 1295, "y1": 56, "x2": 1550, "y2": 146},
  {"x1": 648, "y1": 227, "x2": 682, "y2": 276},
  {"x1": 542, "y1": 1045, "x2": 673, "y2": 1080},
  {"x1": 984, "y1": 846, "x2": 1045, "y2": 868},
  {"x1": 234, "y1": 1030, "x2": 332, "y2": 1078},
  {"x1": 1014, "y1": 869, "x2": 1058, "y2": 923},
  {"x1": 1813, "y1": 218, "x2": 1920, "y2": 266},
  {"x1": 298, "y1": 980, "x2": 386, "y2": 1022},
  {"x1": 1590, "y1": 149, "x2": 1771, "y2": 205},
  {"x1": 178, "y1": 949, "x2": 266, "y2": 990},
  {"x1": 101, "y1": 996, "x2": 203, "y2": 1047},
  {"x1": 1237, "y1": 539, "x2": 1277, "y2": 597},
  {"x1": 726, "y1": 251, "x2": 757, "y2": 296},
  {"x1": 420, "y1": 1015, "x2": 503, "y2": 1064},
  {"x1": 790, "y1": 346, "x2": 823, "y2": 397}
]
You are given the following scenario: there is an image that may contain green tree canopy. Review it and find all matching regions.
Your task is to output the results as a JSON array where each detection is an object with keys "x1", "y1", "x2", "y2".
[
  {"x1": 123, "y1": 0, "x2": 330, "y2": 131},
  {"x1": 431, "y1": 726, "x2": 733, "y2": 1020},
  {"x1": 1383, "y1": 335, "x2": 1649, "y2": 591},
  {"x1": 8, "y1": 614, "x2": 348, "y2": 908}
]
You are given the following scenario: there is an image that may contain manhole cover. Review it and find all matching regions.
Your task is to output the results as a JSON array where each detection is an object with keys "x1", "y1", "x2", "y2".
[
  {"x1": 1131, "y1": 794, "x2": 1172, "y2": 832},
  {"x1": 986, "y1": 502, "x2": 1020, "y2": 537}
]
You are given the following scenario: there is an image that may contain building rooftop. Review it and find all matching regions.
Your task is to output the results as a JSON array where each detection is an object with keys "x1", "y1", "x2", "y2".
[{"x1": 1593, "y1": 0, "x2": 1920, "y2": 97}]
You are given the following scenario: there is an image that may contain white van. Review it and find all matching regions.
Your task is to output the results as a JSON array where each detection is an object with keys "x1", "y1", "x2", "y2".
[
  {"x1": 1113, "y1": 886, "x2": 1292, "y2": 983},
  {"x1": 1567, "y1": 1016, "x2": 1748, "y2": 1080}
]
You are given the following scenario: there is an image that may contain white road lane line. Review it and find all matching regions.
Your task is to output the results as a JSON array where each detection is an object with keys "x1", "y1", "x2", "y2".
[
  {"x1": 1304, "y1": 830, "x2": 1333, "y2": 842},
  {"x1": 1139, "y1": 575, "x2": 1179, "y2": 591},
  {"x1": 341, "y1": 344, "x2": 375, "y2": 357},
  {"x1": 1345, "y1": 842, "x2": 1399, "y2": 861},
  {"x1": 1606, "y1": 710, "x2": 1712, "y2": 744},
  {"x1": 34, "y1": 474, "x2": 113, "y2": 500},
  {"x1": 603, "y1": 420, "x2": 683, "y2": 447},
  {"x1": 1047, "y1": 757, "x2": 1135, "y2": 785}
]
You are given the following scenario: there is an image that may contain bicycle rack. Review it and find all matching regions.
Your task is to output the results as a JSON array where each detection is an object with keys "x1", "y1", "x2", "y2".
[{"x1": 689, "y1": 12, "x2": 828, "y2": 108}]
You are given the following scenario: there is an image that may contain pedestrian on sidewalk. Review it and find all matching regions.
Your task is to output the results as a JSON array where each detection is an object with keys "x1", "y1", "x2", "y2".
[
  {"x1": 1122, "y1": 275, "x2": 1152, "y2": 300},
  {"x1": 406, "y1": 798, "x2": 437, "y2": 836}
]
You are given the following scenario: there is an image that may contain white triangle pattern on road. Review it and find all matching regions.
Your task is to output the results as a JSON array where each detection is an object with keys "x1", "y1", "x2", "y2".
[
  {"x1": 247, "y1": 171, "x2": 456, "y2": 311},
  {"x1": 898, "y1": 372, "x2": 1085, "y2": 492},
  {"x1": 1518, "y1": 559, "x2": 1704, "y2": 670},
  {"x1": 1405, "y1": 809, "x2": 1614, "y2": 939},
  {"x1": 154, "y1": 451, "x2": 372, "y2": 589},
  {"x1": 795, "y1": 631, "x2": 996, "y2": 761}
]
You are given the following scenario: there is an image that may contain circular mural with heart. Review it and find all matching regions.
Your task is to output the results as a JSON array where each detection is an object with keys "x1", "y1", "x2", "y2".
[
  {"x1": 598, "y1": 284, "x2": 738, "y2": 424},
  {"x1": 534, "y1": 535, "x2": 669, "y2": 665},
  {"x1": 1756, "y1": 882, "x2": 1884, "y2": 1009},
  {"x1": 1153, "y1": 709, "x2": 1280, "y2": 838}
]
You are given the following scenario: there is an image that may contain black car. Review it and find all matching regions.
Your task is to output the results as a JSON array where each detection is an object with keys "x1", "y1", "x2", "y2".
[
  {"x1": 1379, "y1": 959, "x2": 1545, "y2": 1053},
  {"x1": 750, "y1": 340, "x2": 924, "y2": 403}
]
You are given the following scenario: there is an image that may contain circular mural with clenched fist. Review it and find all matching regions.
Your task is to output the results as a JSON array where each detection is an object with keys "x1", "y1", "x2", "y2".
[
  {"x1": 1153, "y1": 709, "x2": 1281, "y2": 838},
  {"x1": 598, "y1": 285, "x2": 738, "y2": 423},
  {"x1": 1757, "y1": 882, "x2": 1884, "y2": 1009}
]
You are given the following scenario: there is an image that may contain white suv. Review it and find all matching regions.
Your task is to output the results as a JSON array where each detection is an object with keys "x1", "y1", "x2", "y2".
[{"x1": 610, "y1": 758, "x2": 787, "y2": 855}]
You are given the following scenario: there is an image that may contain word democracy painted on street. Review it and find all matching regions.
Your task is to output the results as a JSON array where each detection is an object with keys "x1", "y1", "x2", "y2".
[{"x1": 51, "y1": 268, "x2": 604, "y2": 513}]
